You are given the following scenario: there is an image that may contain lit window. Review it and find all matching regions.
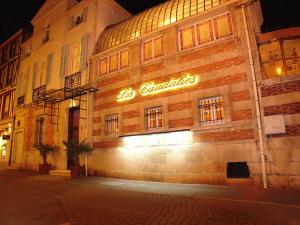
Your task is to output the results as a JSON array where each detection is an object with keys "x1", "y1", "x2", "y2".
[
  {"x1": 109, "y1": 53, "x2": 118, "y2": 73},
  {"x1": 142, "y1": 36, "x2": 163, "y2": 62},
  {"x1": 145, "y1": 106, "x2": 163, "y2": 130},
  {"x1": 214, "y1": 13, "x2": 233, "y2": 39},
  {"x1": 99, "y1": 58, "x2": 108, "y2": 75},
  {"x1": 199, "y1": 96, "x2": 224, "y2": 125},
  {"x1": 196, "y1": 20, "x2": 214, "y2": 44},
  {"x1": 35, "y1": 117, "x2": 44, "y2": 146},
  {"x1": 179, "y1": 26, "x2": 195, "y2": 50},
  {"x1": 120, "y1": 49, "x2": 129, "y2": 69},
  {"x1": 70, "y1": 43, "x2": 81, "y2": 74},
  {"x1": 105, "y1": 114, "x2": 118, "y2": 136}
]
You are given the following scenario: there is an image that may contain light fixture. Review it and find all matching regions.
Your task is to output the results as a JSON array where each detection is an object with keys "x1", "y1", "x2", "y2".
[{"x1": 276, "y1": 67, "x2": 282, "y2": 76}]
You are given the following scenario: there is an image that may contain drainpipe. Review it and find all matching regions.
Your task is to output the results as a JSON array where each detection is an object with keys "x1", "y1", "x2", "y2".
[
  {"x1": 8, "y1": 116, "x2": 16, "y2": 166},
  {"x1": 241, "y1": 4, "x2": 267, "y2": 189}
]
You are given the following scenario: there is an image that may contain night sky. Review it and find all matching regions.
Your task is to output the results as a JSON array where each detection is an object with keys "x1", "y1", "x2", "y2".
[{"x1": 0, "y1": 0, "x2": 299, "y2": 44}]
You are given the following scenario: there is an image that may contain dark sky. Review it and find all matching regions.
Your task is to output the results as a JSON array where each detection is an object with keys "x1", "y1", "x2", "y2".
[{"x1": 0, "y1": 0, "x2": 299, "y2": 44}]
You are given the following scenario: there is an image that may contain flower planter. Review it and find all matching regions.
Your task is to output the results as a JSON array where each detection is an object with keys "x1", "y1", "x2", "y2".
[{"x1": 39, "y1": 163, "x2": 52, "y2": 174}]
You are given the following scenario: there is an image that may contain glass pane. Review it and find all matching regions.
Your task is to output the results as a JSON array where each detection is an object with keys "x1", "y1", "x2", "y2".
[
  {"x1": 259, "y1": 42, "x2": 282, "y2": 63},
  {"x1": 109, "y1": 53, "x2": 118, "y2": 72},
  {"x1": 120, "y1": 49, "x2": 129, "y2": 68},
  {"x1": 214, "y1": 14, "x2": 232, "y2": 39},
  {"x1": 153, "y1": 37, "x2": 162, "y2": 58},
  {"x1": 143, "y1": 40, "x2": 153, "y2": 61},
  {"x1": 99, "y1": 58, "x2": 107, "y2": 75},
  {"x1": 197, "y1": 20, "x2": 213, "y2": 44},
  {"x1": 180, "y1": 26, "x2": 195, "y2": 50}
]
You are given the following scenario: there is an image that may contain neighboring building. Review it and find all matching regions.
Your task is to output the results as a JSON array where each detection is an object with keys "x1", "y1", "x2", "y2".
[
  {"x1": 90, "y1": 0, "x2": 268, "y2": 186},
  {"x1": 14, "y1": 0, "x2": 130, "y2": 170},
  {"x1": 0, "y1": 28, "x2": 31, "y2": 166},
  {"x1": 257, "y1": 27, "x2": 300, "y2": 187}
]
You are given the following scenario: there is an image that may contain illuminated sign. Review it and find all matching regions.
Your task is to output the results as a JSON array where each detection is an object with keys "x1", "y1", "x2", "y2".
[
  {"x1": 117, "y1": 87, "x2": 136, "y2": 102},
  {"x1": 117, "y1": 73, "x2": 198, "y2": 102}
]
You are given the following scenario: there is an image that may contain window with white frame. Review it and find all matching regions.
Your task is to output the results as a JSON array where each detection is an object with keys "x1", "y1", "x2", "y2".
[
  {"x1": 179, "y1": 12, "x2": 233, "y2": 51},
  {"x1": 198, "y1": 96, "x2": 224, "y2": 125},
  {"x1": 142, "y1": 36, "x2": 163, "y2": 62},
  {"x1": 99, "y1": 49, "x2": 129, "y2": 76},
  {"x1": 145, "y1": 106, "x2": 163, "y2": 130},
  {"x1": 104, "y1": 114, "x2": 119, "y2": 136}
]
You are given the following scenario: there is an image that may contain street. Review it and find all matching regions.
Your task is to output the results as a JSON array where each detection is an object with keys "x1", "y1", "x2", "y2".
[{"x1": 0, "y1": 169, "x2": 300, "y2": 225}]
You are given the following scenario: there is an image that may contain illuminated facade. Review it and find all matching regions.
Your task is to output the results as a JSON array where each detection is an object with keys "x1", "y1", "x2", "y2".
[
  {"x1": 89, "y1": 0, "x2": 270, "y2": 186},
  {"x1": 13, "y1": 0, "x2": 130, "y2": 170},
  {"x1": 0, "y1": 29, "x2": 31, "y2": 166}
]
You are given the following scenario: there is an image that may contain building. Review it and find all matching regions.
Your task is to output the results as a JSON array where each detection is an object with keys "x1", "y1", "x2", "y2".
[
  {"x1": 257, "y1": 27, "x2": 300, "y2": 187},
  {"x1": 89, "y1": 0, "x2": 268, "y2": 186},
  {"x1": 13, "y1": 0, "x2": 300, "y2": 188},
  {"x1": 14, "y1": 0, "x2": 130, "y2": 170},
  {"x1": 0, "y1": 28, "x2": 31, "y2": 166}
]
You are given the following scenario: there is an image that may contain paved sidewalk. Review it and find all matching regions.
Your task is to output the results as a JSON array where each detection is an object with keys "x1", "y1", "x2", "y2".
[{"x1": 1, "y1": 168, "x2": 300, "y2": 225}]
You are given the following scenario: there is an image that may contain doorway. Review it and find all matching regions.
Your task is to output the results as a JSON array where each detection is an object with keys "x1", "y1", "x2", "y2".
[{"x1": 67, "y1": 107, "x2": 80, "y2": 169}]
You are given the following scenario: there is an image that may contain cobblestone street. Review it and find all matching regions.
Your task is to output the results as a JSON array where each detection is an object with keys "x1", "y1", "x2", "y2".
[{"x1": 0, "y1": 169, "x2": 300, "y2": 225}]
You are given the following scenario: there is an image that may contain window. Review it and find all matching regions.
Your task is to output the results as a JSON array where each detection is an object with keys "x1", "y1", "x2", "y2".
[
  {"x1": 69, "y1": 7, "x2": 88, "y2": 29},
  {"x1": 39, "y1": 61, "x2": 46, "y2": 86},
  {"x1": 99, "y1": 49, "x2": 129, "y2": 76},
  {"x1": 1, "y1": 94, "x2": 10, "y2": 119},
  {"x1": 227, "y1": 162, "x2": 250, "y2": 178},
  {"x1": 42, "y1": 30, "x2": 50, "y2": 44},
  {"x1": 105, "y1": 114, "x2": 118, "y2": 136},
  {"x1": 142, "y1": 36, "x2": 163, "y2": 62},
  {"x1": 179, "y1": 12, "x2": 233, "y2": 51},
  {"x1": 145, "y1": 106, "x2": 163, "y2": 130},
  {"x1": 214, "y1": 13, "x2": 233, "y2": 39},
  {"x1": 35, "y1": 117, "x2": 44, "y2": 146},
  {"x1": 70, "y1": 43, "x2": 81, "y2": 74},
  {"x1": 199, "y1": 96, "x2": 224, "y2": 125},
  {"x1": 180, "y1": 26, "x2": 195, "y2": 50}
]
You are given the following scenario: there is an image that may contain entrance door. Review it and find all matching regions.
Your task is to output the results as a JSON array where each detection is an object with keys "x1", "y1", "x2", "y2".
[
  {"x1": 67, "y1": 107, "x2": 80, "y2": 169},
  {"x1": 11, "y1": 132, "x2": 24, "y2": 164}
]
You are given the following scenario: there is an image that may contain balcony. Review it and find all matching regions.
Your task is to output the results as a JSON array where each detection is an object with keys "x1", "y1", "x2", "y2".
[
  {"x1": 17, "y1": 96, "x2": 25, "y2": 108},
  {"x1": 32, "y1": 85, "x2": 46, "y2": 102},
  {"x1": 65, "y1": 71, "x2": 81, "y2": 88}
]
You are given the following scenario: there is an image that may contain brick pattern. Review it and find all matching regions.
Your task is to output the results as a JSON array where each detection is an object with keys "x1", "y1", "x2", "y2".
[
  {"x1": 179, "y1": 40, "x2": 237, "y2": 64},
  {"x1": 231, "y1": 109, "x2": 252, "y2": 121},
  {"x1": 98, "y1": 72, "x2": 129, "y2": 88},
  {"x1": 169, "y1": 118, "x2": 193, "y2": 128},
  {"x1": 94, "y1": 72, "x2": 247, "y2": 111},
  {"x1": 264, "y1": 102, "x2": 300, "y2": 116},
  {"x1": 123, "y1": 124, "x2": 141, "y2": 133},
  {"x1": 230, "y1": 90, "x2": 250, "y2": 102},
  {"x1": 141, "y1": 61, "x2": 165, "y2": 74},
  {"x1": 122, "y1": 110, "x2": 140, "y2": 119},
  {"x1": 261, "y1": 80, "x2": 300, "y2": 97},
  {"x1": 168, "y1": 101, "x2": 192, "y2": 112},
  {"x1": 195, "y1": 129, "x2": 254, "y2": 142},
  {"x1": 268, "y1": 124, "x2": 300, "y2": 138},
  {"x1": 93, "y1": 117, "x2": 101, "y2": 124},
  {"x1": 93, "y1": 129, "x2": 102, "y2": 136},
  {"x1": 94, "y1": 140, "x2": 121, "y2": 148}
]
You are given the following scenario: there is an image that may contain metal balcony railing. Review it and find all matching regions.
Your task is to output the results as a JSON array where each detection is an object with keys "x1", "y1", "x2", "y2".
[{"x1": 65, "y1": 71, "x2": 81, "y2": 88}]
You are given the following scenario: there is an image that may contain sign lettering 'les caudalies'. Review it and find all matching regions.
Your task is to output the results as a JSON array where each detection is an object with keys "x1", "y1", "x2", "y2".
[{"x1": 117, "y1": 73, "x2": 198, "y2": 102}]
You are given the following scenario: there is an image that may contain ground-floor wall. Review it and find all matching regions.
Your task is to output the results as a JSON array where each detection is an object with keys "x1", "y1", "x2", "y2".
[
  {"x1": 0, "y1": 118, "x2": 14, "y2": 166},
  {"x1": 89, "y1": 132, "x2": 262, "y2": 186}
]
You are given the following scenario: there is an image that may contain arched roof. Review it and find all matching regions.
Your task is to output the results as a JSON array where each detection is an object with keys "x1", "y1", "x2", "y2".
[{"x1": 96, "y1": 0, "x2": 230, "y2": 53}]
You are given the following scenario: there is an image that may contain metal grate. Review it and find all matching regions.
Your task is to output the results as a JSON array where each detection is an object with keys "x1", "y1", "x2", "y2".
[
  {"x1": 105, "y1": 114, "x2": 118, "y2": 136},
  {"x1": 145, "y1": 106, "x2": 163, "y2": 130},
  {"x1": 199, "y1": 96, "x2": 224, "y2": 125}
]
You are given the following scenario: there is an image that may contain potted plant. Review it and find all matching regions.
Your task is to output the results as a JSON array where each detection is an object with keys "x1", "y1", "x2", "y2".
[
  {"x1": 63, "y1": 139, "x2": 94, "y2": 178},
  {"x1": 36, "y1": 143, "x2": 59, "y2": 174}
]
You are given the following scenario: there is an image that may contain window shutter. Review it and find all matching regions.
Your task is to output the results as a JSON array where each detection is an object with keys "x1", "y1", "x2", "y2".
[
  {"x1": 68, "y1": 16, "x2": 74, "y2": 30},
  {"x1": 45, "y1": 53, "x2": 53, "y2": 84},
  {"x1": 24, "y1": 67, "x2": 30, "y2": 96},
  {"x1": 83, "y1": 7, "x2": 88, "y2": 22},
  {"x1": 32, "y1": 62, "x2": 38, "y2": 89},
  {"x1": 60, "y1": 46, "x2": 69, "y2": 78},
  {"x1": 16, "y1": 72, "x2": 22, "y2": 97},
  {"x1": 80, "y1": 33, "x2": 89, "y2": 70}
]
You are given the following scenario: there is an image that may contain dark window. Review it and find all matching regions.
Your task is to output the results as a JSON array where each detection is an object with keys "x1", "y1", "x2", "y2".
[
  {"x1": 145, "y1": 106, "x2": 163, "y2": 130},
  {"x1": 34, "y1": 117, "x2": 44, "y2": 146},
  {"x1": 227, "y1": 162, "x2": 250, "y2": 178}
]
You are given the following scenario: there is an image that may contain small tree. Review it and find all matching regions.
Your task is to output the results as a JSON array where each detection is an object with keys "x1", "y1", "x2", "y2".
[{"x1": 36, "y1": 143, "x2": 59, "y2": 165}]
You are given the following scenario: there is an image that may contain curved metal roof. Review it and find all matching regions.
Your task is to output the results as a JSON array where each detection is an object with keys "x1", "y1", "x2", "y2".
[{"x1": 96, "y1": 0, "x2": 230, "y2": 53}]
